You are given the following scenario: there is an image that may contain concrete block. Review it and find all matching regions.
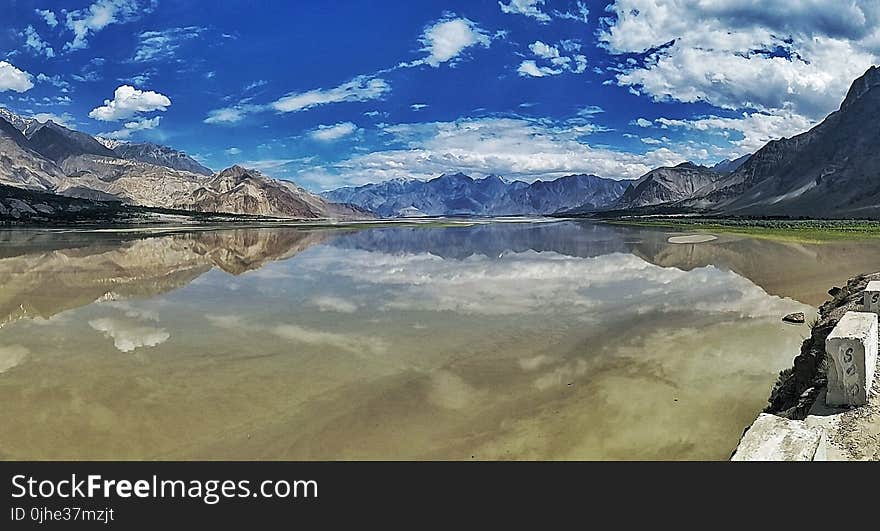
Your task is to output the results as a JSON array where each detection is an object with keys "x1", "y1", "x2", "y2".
[
  {"x1": 731, "y1": 413, "x2": 826, "y2": 461},
  {"x1": 825, "y1": 311, "x2": 878, "y2": 407},
  {"x1": 863, "y1": 281, "x2": 880, "y2": 314}
]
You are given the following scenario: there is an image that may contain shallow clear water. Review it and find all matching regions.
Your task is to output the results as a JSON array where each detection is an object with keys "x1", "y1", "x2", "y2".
[{"x1": 1, "y1": 220, "x2": 876, "y2": 460}]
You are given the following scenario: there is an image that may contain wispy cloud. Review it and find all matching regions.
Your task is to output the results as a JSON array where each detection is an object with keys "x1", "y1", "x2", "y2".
[
  {"x1": 272, "y1": 76, "x2": 390, "y2": 113},
  {"x1": 517, "y1": 40, "x2": 586, "y2": 77},
  {"x1": 63, "y1": 0, "x2": 154, "y2": 52},
  {"x1": 100, "y1": 116, "x2": 162, "y2": 139},
  {"x1": 203, "y1": 104, "x2": 260, "y2": 124},
  {"x1": 36, "y1": 73, "x2": 70, "y2": 91},
  {"x1": 499, "y1": 0, "x2": 551, "y2": 22},
  {"x1": 35, "y1": 9, "x2": 58, "y2": 28},
  {"x1": 499, "y1": 0, "x2": 589, "y2": 24},
  {"x1": 22, "y1": 26, "x2": 55, "y2": 58},
  {"x1": 132, "y1": 26, "x2": 208, "y2": 62},
  {"x1": 204, "y1": 76, "x2": 390, "y2": 124},
  {"x1": 244, "y1": 79, "x2": 268, "y2": 91},
  {"x1": 311, "y1": 122, "x2": 359, "y2": 141}
]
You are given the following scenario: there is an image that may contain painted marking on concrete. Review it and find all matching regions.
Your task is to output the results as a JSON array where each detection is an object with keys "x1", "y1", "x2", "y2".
[
  {"x1": 863, "y1": 280, "x2": 880, "y2": 314},
  {"x1": 825, "y1": 311, "x2": 878, "y2": 407}
]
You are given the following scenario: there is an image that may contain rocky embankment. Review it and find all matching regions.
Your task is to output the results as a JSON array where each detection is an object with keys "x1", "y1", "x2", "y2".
[
  {"x1": 735, "y1": 272, "x2": 880, "y2": 460},
  {"x1": 765, "y1": 274, "x2": 879, "y2": 419},
  {"x1": 0, "y1": 183, "x2": 129, "y2": 223}
]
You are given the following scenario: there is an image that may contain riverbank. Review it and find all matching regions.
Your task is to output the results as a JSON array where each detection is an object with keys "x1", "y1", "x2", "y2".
[
  {"x1": 734, "y1": 272, "x2": 880, "y2": 460},
  {"x1": 606, "y1": 217, "x2": 880, "y2": 243}
]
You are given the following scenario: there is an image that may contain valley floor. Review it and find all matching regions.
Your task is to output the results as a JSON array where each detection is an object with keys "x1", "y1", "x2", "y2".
[{"x1": 606, "y1": 217, "x2": 880, "y2": 242}]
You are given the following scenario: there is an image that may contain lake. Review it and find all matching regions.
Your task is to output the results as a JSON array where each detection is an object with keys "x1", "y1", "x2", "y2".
[{"x1": 1, "y1": 219, "x2": 876, "y2": 460}]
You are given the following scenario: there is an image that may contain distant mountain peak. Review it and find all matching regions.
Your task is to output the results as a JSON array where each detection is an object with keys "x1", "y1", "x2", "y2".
[
  {"x1": 95, "y1": 137, "x2": 126, "y2": 150},
  {"x1": 841, "y1": 65, "x2": 880, "y2": 110},
  {"x1": 0, "y1": 107, "x2": 32, "y2": 134},
  {"x1": 111, "y1": 141, "x2": 212, "y2": 175},
  {"x1": 710, "y1": 154, "x2": 751, "y2": 173},
  {"x1": 218, "y1": 164, "x2": 256, "y2": 178},
  {"x1": 26, "y1": 120, "x2": 117, "y2": 163},
  {"x1": 615, "y1": 163, "x2": 723, "y2": 209},
  {"x1": 436, "y1": 172, "x2": 473, "y2": 181}
]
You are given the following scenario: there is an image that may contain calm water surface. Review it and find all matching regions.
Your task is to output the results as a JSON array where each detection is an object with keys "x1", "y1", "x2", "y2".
[{"x1": 1, "y1": 220, "x2": 877, "y2": 460}]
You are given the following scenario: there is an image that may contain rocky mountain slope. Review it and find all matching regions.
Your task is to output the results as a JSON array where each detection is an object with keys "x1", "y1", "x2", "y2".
[
  {"x1": 56, "y1": 154, "x2": 207, "y2": 207},
  {"x1": 612, "y1": 162, "x2": 724, "y2": 209},
  {"x1": 323, "y1": 172, "x2": 628, "y2": 217},
  {"x1": 0, "y1": 109, "x2": 364, "y2": 220},
  {"x1": 109, "y1": 141, "x2": 213, "y2": 176},
  {"x1": 178, "y1": 165, "x2": 364, "y2": 218},
  {"x1": 27, "y1": 121, "x2": 118, "y2": 163},
  {"x1": 687, "y1": 65, "x2": 880, "y2": 217},
  {"x1": 0, "y1": 118, "x2": 67, "y2": 190},
  {"x1": 0, "y1": 108, "x2": 40, "y2": 136}
]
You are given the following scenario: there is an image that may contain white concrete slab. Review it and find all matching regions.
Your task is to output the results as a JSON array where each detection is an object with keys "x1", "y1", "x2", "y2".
[
  {"x1": 731, "y1": 413, "x2": 826, "y2": 461},
  {"x1": 826, "y1": 311, "x2": 878, "y2": 407},
  {"x1": 864, "y1": 280, "x2": 880, "y2": 314}
]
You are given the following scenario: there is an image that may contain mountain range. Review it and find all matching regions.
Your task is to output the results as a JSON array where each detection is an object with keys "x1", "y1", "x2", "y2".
[
  {"x1": 680, "y1": 65, "x2": 880, "y2": 217},
  {"x1": 325, "y1": 66, "x2": 880, "y2": 218},
  {"x1": 603, "y1": 65, "x2": 880, "y2": 217},
  {"x1": 0, "y1": 109, "x2": 365, "y2": 220},
  {"x1": 322, "y1": 172, "x2": 629, "y2": 217},
  {"x1": 611, "y1": 162, "x2": 727, "y2": 209},
  {"x1": 4, "y1": 65, "x2": 880, "y2": 221}
]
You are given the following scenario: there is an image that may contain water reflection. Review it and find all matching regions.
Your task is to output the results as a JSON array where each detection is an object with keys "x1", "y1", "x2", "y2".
[
  {"x1": 0, "y1": 228, "x2": 330, "y2": 327},
  {"x1": 0, "y1": 221, "x2": 874, "y2": 459}
]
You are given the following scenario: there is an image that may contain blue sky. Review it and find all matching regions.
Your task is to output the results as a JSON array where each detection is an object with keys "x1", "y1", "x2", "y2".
[{"x1": 2, "y1": 1, "x2": 879, "y2": 191}]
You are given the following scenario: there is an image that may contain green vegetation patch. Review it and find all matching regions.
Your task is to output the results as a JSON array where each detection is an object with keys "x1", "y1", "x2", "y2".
[{"x1": 607, "y1": 217, "x2": 880, "y2": 242}]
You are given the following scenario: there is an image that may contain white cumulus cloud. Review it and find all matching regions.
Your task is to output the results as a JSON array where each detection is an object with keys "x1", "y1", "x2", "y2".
[
  {"x1": 416, "y1": 17, "x2": 492, "y2": 67},
  {"x1": 89, "y1": 85, "x2": 171, "y2": 121},
  {"x1": 0, "y1": 62, "x2": 34, "y2": 92},
  {"x1": 656, "y1": 110, "x2": 816, "y2": 155},
  {"x1": 600, "y1": 0, "x2": 880, "y2": 125},
  {"x1": 517, "y1": 60, "x2": 560, "y2": 77},
  {"x1": 294, "y1": 116, "x2": 705, "y2": 188}
]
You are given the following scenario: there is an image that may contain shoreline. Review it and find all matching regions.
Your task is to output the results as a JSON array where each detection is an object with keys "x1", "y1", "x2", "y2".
[
  {"x1": 604, "y1": 217, "x2": 880, "y2": 243},
  {"x1": 734, "y1": 272, "x2": 880, "y2": 460}
]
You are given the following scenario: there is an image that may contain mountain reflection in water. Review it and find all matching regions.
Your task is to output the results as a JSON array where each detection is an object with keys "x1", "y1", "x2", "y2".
[{"x1": 0, "y1": 220, "x2": 876, "y2": 460}]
